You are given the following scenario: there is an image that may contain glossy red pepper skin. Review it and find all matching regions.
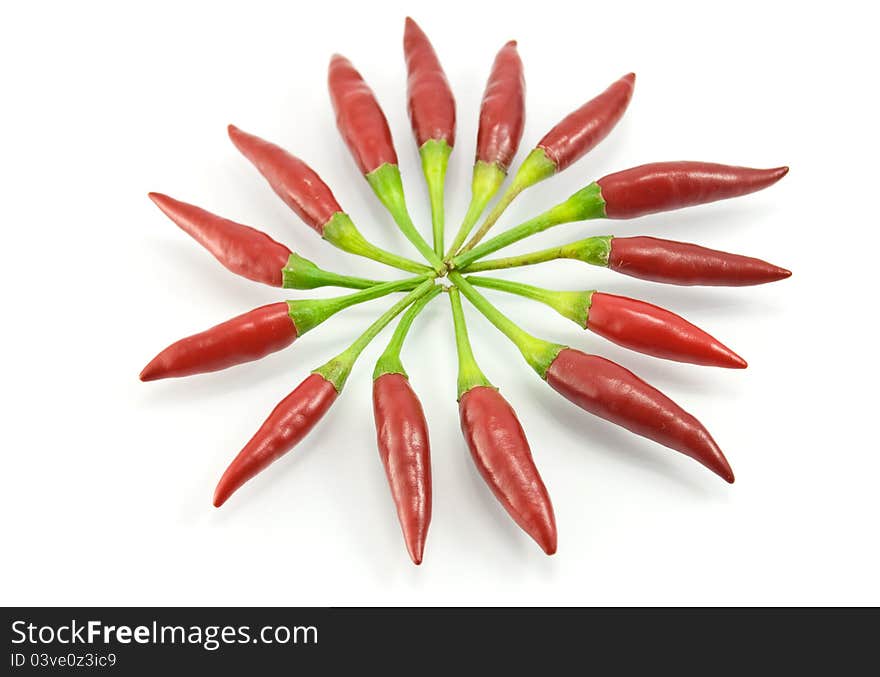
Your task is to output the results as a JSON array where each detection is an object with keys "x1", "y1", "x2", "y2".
[
  {"x1": 587, "y1": 292, "x2": 746, "y2": 368},
  {"x1": 328, "y1": 55, "x2": 398, "y2": 175},
  {"x1": 228, "y1": 125, "x2": 342, "y2": 233},
  {"x1": 459, "y1": 386, "x2": 557, "y2": 554},
  {"x1": 476, "y1": 41, "x2": 525, "y2": 171},
  {"x1": 597, "y1": 162, "x2": 789, "y2": 219},
  {"x1": 373, "y1": 373, "x2": 432, "y2": 565},
  {"x1": 609, "y1": 236, "x2": 791, "y2": 286},
  {"x1": 404, "y1": 17, "x2": 455, "y2": 148},
  {"x1": 537, "y1": 73, "x2": 635, "y2": 172},
  {"x1": 213, "y1": 374, "x2": 338, "y2": 507},
  {"x1": 140, "y1": 303, "x2": 297, "y2": 382},
  {"x1": 545, "y1": 348, "x2": 734, "y2": 482},
  {"x1": 148, "y1": 193, "x2": 291, "y2": 286}
]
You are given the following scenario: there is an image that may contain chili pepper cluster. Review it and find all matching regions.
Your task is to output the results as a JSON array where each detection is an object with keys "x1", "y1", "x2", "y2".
[{"x1": 142, "y1": 18, "x2": 790, "y2": 564}]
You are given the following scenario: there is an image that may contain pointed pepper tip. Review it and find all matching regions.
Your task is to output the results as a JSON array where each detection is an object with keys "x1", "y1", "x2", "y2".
[{"x1": 138, "y1": 363, "x2": 158, "y2": 382}]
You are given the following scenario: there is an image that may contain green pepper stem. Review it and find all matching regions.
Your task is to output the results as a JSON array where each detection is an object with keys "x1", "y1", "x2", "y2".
[
  {"x1": 460, "y1": 148, "x2": 558, "y2": 253},
  {"x1": 444, "y1": 161, "x2": 507, "y2": 259},
  {"x1": 282, "y1": 252, "x2": 385, "y2": 290},
  {"x1": 366, "y1": 163, "x2": 444, "y2": 270},
  {"x1": 420, "y1": 139, "x2": 452, "y2": 259},
  {"x1": 465, "y1": 275, "x2": 593, "y2": 328},
  {"x1": 287, "y1": 275, "x2": 430, "y2": 335},
  {"x1": 373, "y1": 284, "x2": 443, "y2": 379},
  {"x1": 322, "y1": 212, "x2": 433, "y2": 275},
  {"x1": 461, "y1": 235, "x2": 613, "y2": 273},
  {"x1": 449, "y1": 273, "x2": 565, "y2": 379},
  {"x1": 448, "y1": 286, "x2": 493, "y2": 398},
  {"x1": 451, "y1": 182, "x2": 606, "y2": 271},
  {"x1": 313, "y1": 279, "x2": 438, "y2": 391}
]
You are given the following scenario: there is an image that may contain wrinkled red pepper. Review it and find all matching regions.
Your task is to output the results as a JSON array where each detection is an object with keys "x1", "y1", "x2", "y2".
[
  {"x1": 328, "y1": 54, "x2": 398, "y2": 175},
  {"x1": 459, "y1": 385, "x2": 557, "y2": 554},
  {"x1": 449, "y1": 286, "x2": 556, "y2": 554},
  {"x1": 148, "y1": 192, "x2": 291, "y2": 287},
  {"x1": 476, "y1": 40, "x2": 525, "y2": 172},
  {"x1": 371, "y1": 288, "x2": 439, "y2": 564},
  {"x1": 536, "y1": 72, "x2": 636, "y2": 172},
  {"x1": 452, "y1": 160, "x2": 789, "y2": 270},
  {"x1": 404, "y1": 17, "x2": 455, "y2": 149},
  {"x1": 598, "y1": 162, "x2": 789, "y2": 219},
  {"x1": 545, "y1": 348, "x2": 734, "y2": 482},
  {"x1": 228, "y1": 125, "x2": 341, "y2": 233},
  {"x1": 608, "y1": 236, "x2": 792, "y2": 286},
  {"x1": 228, "y1": 124, "x2": 432, "y2": 274},
  {"x1": 373, "y1": 372, "x2": 432, "y2": 564},
  {"x1": 458, "y1": 72, "x2": 637, "y2": 253}
]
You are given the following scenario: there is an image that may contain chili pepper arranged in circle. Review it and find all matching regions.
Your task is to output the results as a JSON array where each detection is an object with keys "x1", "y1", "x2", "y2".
[
  {"x1": 140, "y1": 277, "x2": 428, "y2": 382},
  {"x1": 452, "y1": 160, "x2": 788, "y2": 270},
  {"x1": 329, "y1": 54, "x2": 443, "y2": 269},
  {"x1": 445, "y1": 40, "x2": 525, "y2": 257},
  {"x1": 450, "y1": 274, "x2": 734, "y2": 482},
  {"x1": 214, "y1": 280, "x2": 438, "y2": 507},
  {"x1": 450, "y1": 287, "x2": 556, "y2": 554},
  {"x1": 148, "y1": 192, "x2": 291, "y2": 287},
  {"x1": 607, "y1": 236, "x2": 792, "y2": 286},
  {"x1": 142, "y1": 18, "x2": 792, "y2": 563},
  {"x1": 544, "y1": 349, "x2": 734, "y2": 482},
  {"x1": 598, "y1": 162, "x2": 789, "y2": 219},
  {"x1": 404, "y1": 16, "x2": 455, "y2": 258},
  {"x1": 465, "y1": 276, "x2": 746, "y2": 368},
  {"x1": 372, "y1": 289, "x2": 438, "y2": 564},
  {"x1": 229, "y1": 125, "x2": 431, "y2": 275},
  {"x1": 462, "y1": 72, "x2": 636, "y2": 252},
  {"x1": 462, "y1": 234, "x2": 791, "y2": 287},
  {"x1": 148, "y1": 192, "x2": 397, "y2": 290}
]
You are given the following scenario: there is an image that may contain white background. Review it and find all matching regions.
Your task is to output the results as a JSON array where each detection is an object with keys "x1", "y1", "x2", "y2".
[{"x1": 1, "y1": 1, "x2": 877, "y2": 606}]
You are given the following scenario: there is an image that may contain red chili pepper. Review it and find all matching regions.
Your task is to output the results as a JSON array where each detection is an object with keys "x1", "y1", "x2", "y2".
[
  {"x1": 449, "y1": 287, "x2": 556, "y2": 554},
  {"x1": 609, "y1": 236, "x2": 792, "y2": 286},
  {"x1": 459, "y1": 386, "x2": 557, "y2": 555},
  {"x1": 451, "y1": 274, "x2": 734, "y2": 483},
  {"x1": 476, "y1": 40, "x2": 525, "y2": 172},
  {"x1": 148, "y1": 192, "x2": 291, "y2": 286},
  {"x1": 139, "y1": 278, "x2": 423, "y2": 382},
  {"x1": 404, "y1": 17, "x2": 455, "y2": 149},
  {"x1": 597, "y1": 161, "x2": 789, "y2": 219},
  {"x1": 463, "y1": 276, "x2": 746, "y2": 369},
  {"x1": 228, "y1": 125, "x2": 342, "y2": 233},
  {"x1": 545, "y1": 348, "x2": 734, "y2": 482},
  {"x1": 213, "y1": 374, "x2": 338, "y2": 507},
  {"x1": 537, "y1": 72, "x2": 636, "y2": 172},
  {"x1": 587, "y1": 292, "x2": 747, "y2": 368},
  {"x1": 140, "y1": 303, "x2": 297, "y2": 382},
  {"x1": 213, "y1": 281, "x2": 438, "y2": 507},
  {"x1": 371, "y1": 289, "x2": 439, "y2": 564},
  {"x1": 328, "y1": 54, "x2": 398, "y2": 175},
  {"x1": 372, "y1": 372, "x2": 432, "y2": 565},
  {"x1": 228, "y1": 125, "x2": 432, "y2": 274}
]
